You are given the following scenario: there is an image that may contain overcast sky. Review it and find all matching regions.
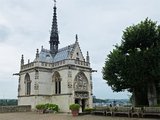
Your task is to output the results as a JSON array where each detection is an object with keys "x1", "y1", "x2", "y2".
[{"x1": 0, "y1": 0, "x2": 159, "y2": 99}]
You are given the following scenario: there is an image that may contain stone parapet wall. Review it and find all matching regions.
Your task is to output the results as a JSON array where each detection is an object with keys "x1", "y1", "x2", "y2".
[
  {"x1": 0, "y1": 105, "x2": 31, "y2": 113},
  {"x1": 21, "y1": 59, "x2": 90, "y2": 71}
]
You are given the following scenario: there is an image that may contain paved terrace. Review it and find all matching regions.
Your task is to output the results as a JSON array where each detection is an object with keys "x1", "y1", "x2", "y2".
[{"x1": 0, "y1": 112, "x2": 158, "y2": 120}]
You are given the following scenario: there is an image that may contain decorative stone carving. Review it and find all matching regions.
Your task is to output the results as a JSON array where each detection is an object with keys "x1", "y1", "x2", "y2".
[
  {"x1": 74, "y1": 72, "x2": 88, "y2": 91},
  {"x1": 68, "y1": 71, "x2": 72, "y2": 78},
  {"x1": 68, "y1": 82, "x2": 72, "y2": 88},
  {"x1": 75, "y1": 92, "x2": 89, "y2": 98},
  {"x1": 34, "y1": 83, "x2": 39, "y2": 90}
]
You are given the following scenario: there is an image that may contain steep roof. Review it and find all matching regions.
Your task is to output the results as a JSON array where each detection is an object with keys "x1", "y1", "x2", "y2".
[
  {"x1": 35, "y1": 43, "x2": 75, "y2": 63},
  {"x1": 53, "y1": 44, "x2": 75, "y2": 62},
  {"x1": 37, "y1": 48, "x2": 53, "y2": 63}
]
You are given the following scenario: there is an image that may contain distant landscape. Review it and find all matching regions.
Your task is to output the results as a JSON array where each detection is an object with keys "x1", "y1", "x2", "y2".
[
  {"x1": 0, "y1": 99, "x2": 17, "y2": 106},
  {"x1": 93, "y1": 97, "x2": 130, "y2": 107},
  {"x1": 0, "y1": 98, "x2": 130, "y2": 107}
]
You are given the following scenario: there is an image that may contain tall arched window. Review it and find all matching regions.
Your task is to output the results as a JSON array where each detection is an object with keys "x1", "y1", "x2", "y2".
[
  {"x1": 53, "y1": 72, "x2": 61, "y2": 94},
  {"x1": 25, "y1": 73, "x2": 31, "y2": 95}
]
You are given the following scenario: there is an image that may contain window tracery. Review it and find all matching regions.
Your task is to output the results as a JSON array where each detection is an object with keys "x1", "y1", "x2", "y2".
[
  {"x1": 25, "y1": 73, "x2": 31, "y2": 95},
  {"x1": 53, "y1": 72, "x2": 61, "y2": 94}
]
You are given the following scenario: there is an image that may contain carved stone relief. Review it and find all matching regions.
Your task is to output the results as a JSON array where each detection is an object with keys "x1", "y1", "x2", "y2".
[
  {"x1": 34, "y1": 83, "x2": 39, "y2": 90},
  {"x1": 68, "y1": 71, "x2": 72, "y2": 78},
  {"x1": 74, "y1": 72, "x2": 88, "y2": 91},
  {"x1": 75, "y1": 92, "x2": 89, "y2": 98},
  {"x1": 68, "y1": 81, "x2": 72, "y2": 88}
]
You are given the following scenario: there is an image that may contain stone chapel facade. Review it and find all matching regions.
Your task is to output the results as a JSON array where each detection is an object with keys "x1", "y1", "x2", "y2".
[{"x1": 17, "y1": 2, "x2": 93, "y2": 112}]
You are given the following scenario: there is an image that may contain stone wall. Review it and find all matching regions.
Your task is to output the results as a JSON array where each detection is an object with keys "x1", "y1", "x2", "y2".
[{"x1": 0, "y1": 105, "x2": 31, "y2": 113}]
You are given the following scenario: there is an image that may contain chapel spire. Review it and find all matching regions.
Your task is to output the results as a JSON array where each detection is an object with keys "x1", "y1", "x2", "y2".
[{"x1": 50, "y1": 0, "x2": 59, "y2": 55}]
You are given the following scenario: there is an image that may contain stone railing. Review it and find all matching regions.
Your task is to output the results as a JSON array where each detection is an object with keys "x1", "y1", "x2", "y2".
[
  {"x1": 21, "y1": 59, "x2": 90, "y2": 71},
  {"x1": 91, "y1": 107, "x2": 111, "y2": 116},
  {"x1": 112, "y1": 106, "x2": 131, "y2": 117},
  {"x1": 141, "y1": 107, "x2": 160, "y2": 118},
  {"x1": 0, "y1": 105, "x2": 31, "y2": 113},
  {"x1": 92, "y1": 106, "x2": 160, "y2": 118}
]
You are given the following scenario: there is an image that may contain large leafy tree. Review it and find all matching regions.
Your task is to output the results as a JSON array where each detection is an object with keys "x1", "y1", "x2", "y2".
[{"x1": 102, "y1": 18, "x2": 160, "y2": 106}]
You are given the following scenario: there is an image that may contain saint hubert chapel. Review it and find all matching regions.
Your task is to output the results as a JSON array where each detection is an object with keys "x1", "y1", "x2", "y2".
[{"x1": 17, "y1": 2, "x2": 93, "y2": 112}]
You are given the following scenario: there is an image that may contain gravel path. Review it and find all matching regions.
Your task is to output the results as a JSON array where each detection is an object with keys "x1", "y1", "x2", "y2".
[{"x1": 0, "y1": 112, "x2": 158, "y2": 120}]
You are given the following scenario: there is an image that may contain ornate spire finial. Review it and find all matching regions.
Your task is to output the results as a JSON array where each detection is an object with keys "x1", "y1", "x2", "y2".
[
  {"x1": 22, "y1": 54, "x2": 24, "y2": 59},
  {"x1": 21, "y1": 54, "x2": 24, "y2": 66},
  {"x1": 36, "y1": 49, "x2": 39, "y2": 59},
  {"x1": 75, "y1": 34, "x2": 78, "y2": 42},
  {"x1": 86, "y1": 51, "x2": 90, "y2": 63},
  {"x1": 54, "y1": 0, "x2": 56, "y2": 6}
]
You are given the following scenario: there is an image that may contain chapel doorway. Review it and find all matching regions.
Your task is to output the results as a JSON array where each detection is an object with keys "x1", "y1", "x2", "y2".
[
  {"x1": 81, "y1": 99, "x2": 86, "y2": 112},
  {"x1": 75, "y1": 99, "x2": 80, "y2": 104},
  {"x1": 74, "y1": 98, "x2": 87, "y2": 112}
]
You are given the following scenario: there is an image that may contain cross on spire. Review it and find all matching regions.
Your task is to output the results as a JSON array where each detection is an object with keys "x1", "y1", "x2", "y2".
[{"x1": 53, "y1": 0, "x2": 56, "y2": 6}]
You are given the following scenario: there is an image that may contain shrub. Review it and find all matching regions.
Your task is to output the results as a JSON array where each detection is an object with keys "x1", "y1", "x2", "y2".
[
  {"x1": 44, "y1": 103, "x2": 59, "y2": 112},
  {"x1": 84, "y1": 108, "x2": 95, "y2": 113},
  {"x1": 36, "y1": 103, "x2": 59, "y2": 112},
  {"x1": 69, "y1": 104, "x2": 80, "y2": 111},
  {"x1": 36, "y1": 104, "x2": 45, "y2": 110}
]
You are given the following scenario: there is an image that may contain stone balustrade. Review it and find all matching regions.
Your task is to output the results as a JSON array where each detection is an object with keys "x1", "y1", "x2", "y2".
[
  {"x1": 112, "y1": 106, "x2": 131, "y2": 117},
  {"x1": 92, "y1": 106, "x2": 160, "y2": 118},
  {"x1": 141, "y1": 107, "x2": 160, "y2": 118},
  {"x1": 0, "y1": 105, "x2": 31, "y2": 113},
  {"x1": 21, "y1": 59, "x2": 90, "y2": 71}
]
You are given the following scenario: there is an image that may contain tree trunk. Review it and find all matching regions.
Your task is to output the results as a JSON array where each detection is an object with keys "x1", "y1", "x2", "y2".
[
  {"x1": 147, "y1": 81, "x2": 157, "y2": 106},
  {"x1": 157, "y1": 81, "x2": 160, "y2": 104},
  {"x1": 132, "y1": 87, "x2": 148, "y2": 106}
]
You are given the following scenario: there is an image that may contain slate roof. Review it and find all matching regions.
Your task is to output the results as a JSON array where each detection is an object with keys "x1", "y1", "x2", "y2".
[
  {"x1": 37, "y1": 49, "x2": 53, "y2": 63},
  {"x1": 53, "y1": 44, "x2": 75, "y2": 62},
  {"x1": 35, "y1": 43, "x2": 75, "y2": 63}
]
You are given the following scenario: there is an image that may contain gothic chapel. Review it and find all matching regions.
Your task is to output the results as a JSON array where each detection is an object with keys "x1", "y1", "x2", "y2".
[{"x1": 18, "y1": 2, "x2": 93, "y2": 112}]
